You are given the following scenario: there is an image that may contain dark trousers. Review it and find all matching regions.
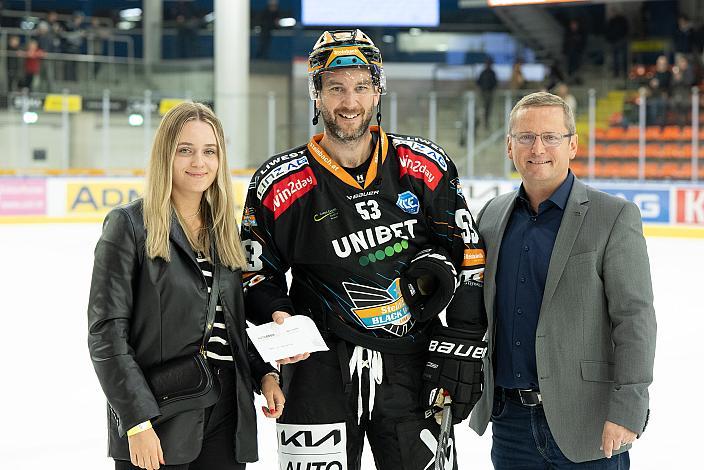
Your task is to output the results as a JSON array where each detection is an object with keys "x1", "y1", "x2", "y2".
[
  {"x1": 279, "y1": 340, "x2": 456, "y2": 470},
  {"x1": 490, "y1": 392, "x2": 629, "y2": 469},
  {"x1": 611, "y1": 40, "x2": 629, "y2": 78},
  {"x1": 115, "y1": 366, "x2": 245, "y2": 470}
]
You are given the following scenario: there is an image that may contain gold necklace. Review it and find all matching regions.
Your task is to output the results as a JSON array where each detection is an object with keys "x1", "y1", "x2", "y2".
[{"x1": 182, "y1": 207, "x2": 201, "y2": 220}]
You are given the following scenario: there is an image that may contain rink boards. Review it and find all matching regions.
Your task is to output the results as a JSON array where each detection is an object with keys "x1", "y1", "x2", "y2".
[{"x1": 1, "y1": 176, "x2": 703, "y2": 237}]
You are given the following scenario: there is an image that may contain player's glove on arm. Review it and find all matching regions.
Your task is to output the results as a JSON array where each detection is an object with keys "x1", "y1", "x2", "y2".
[
  {"x1": 399, "y1": 247, "x2": 457, "y2": 322},
  {"x1": 422, "y1": 325, "x2": 487, "y2": 424}
]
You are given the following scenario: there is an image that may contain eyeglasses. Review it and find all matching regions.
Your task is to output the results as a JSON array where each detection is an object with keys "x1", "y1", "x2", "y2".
[{"x1": 511, "y1": 132, "x2": 574, "y2": 147}]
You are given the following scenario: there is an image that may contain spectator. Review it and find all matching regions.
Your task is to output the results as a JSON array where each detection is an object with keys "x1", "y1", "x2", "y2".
[
  {"x1": 44, "y1": 11, "x2": 64, "y2": 83},
  {"x1": 673, "y1": 14, "x2": 693, "y2": 57},
  {"x1": 7, "y1": 35, "x2": 22, "y2": 91},
  {"x1": 476, "y1": 57, "x2": 498, "y2": 129},
  {"x1": 46, "y1": 10, "x2": 64, "y2": 52},
  {"x1": 563, "y1": 19, "x2": 587, "y2": 83},
  {"x1": 21, "y1": 40, "x2": 44, "y2": 91},
  {"x1": 647, "y1": 55, "x2": 672, "y2": 127},
  {"x1": 510, "y1": 59, "x2": 526, "y2": 92},
  {"x1": 544, "y1": 59, "x2": 566, "y2": 91},
  {"x1": 671, "y1": 54, "x2": 696, "y2": 127},
  {"x1": 605, "y1": 9, "x2": 630, "y2": 80},
  {"x1": 35, "y1": 21, "x2": 55, "y2": 91},
  {"x1": 63, "y1": 11, "x2": 87, "y2": 81},
  {"x1": 554, "y1": 82, "x2": 577, "y2": 114},
  {"x1": 174, "y1": 1, "x2": 200, "y2": 58},
  {"x1": 255, "y1": 0, "x2": 280, "y2": 59},
  {"x1": 87, "y1": 16, "x2": 110, "y2": 77}
]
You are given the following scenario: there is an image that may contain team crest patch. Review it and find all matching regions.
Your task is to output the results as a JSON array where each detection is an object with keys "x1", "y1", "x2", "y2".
[
  {"x1": 342, "y1": 279, "x2": 415, "y2": 336},
  {"x1": 396, "y1": 191, "x2": 420, "y2": 214}
]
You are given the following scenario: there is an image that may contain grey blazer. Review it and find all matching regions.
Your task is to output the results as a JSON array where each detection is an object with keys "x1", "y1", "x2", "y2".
[{"x1": 469, "y1": 177, "x2": 656, "y2": 463}]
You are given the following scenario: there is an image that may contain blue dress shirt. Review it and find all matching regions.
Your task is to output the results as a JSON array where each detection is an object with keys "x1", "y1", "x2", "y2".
[{"x1": 494, "y1": 171, "x2": 574, "y2": 389}]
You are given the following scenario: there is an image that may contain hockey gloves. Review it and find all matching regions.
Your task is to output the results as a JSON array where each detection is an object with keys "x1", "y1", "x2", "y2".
[
  {"x1": 399, "y1": 247, "x2": 458, "y2": 322},
  {"x1": 422, "y1": 325, "x2": 487, "y2": 424}
]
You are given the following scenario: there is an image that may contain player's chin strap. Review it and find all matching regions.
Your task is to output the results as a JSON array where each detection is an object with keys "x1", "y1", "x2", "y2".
[
  {"x1": 373, "y1": 100, "x2": 383, "y2": 187},
  {"x1": 312, "y1": 102, "x2": 321, "y2": 126},
  {"x1": 349, "y1": 345, "x2": 383, "y2": 424}
]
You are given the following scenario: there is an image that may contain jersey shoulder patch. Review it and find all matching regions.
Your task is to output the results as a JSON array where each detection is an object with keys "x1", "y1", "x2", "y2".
[
  {"x1": 252, "y1": 145, "x2": 311, "y2": 201},
  {"x1": 388, "y1": 133, "x2": 451, "y2": 191},
  {"x1": 252, "y1": 146, "x2": 317, "y2": 220}
]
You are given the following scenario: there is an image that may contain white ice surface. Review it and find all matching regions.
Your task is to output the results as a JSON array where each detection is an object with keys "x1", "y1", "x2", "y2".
[{"x1": 0, "y1": 223, "x2": 700, "y2": 469}]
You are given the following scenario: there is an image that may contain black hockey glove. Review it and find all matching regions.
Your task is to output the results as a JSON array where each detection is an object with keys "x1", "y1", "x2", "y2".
[
  {"x1": 422, "y1": 325, "x2": 486, "y2": 424},
  {"x1": 399, "y1": 247, "x2": 457, "y2": 322}
]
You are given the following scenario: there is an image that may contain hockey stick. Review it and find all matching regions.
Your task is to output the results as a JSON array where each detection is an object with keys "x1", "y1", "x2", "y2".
[{"x1": 434, "y1": 394, "x2": 452, "y2": 470}]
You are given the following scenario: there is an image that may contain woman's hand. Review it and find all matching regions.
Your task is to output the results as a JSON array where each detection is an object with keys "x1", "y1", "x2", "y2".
[
  {"x1": 272, "y1": 311, "x2": 311, "y2": 365},
  {"x1": 128, "y1": 428, "x2": 165, "y2": 470},
  {"x1": 261, "y1": 373, "x2": 285, "y2": 419}
]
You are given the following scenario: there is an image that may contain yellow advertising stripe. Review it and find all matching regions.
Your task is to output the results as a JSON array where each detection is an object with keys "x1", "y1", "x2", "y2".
[
  {"x1": 159, "y1": 98, "x2": 186, "y2": 116},
  {"x1": 643, "y1": 224, "x2": 704, "y2": 239},
  {"x1": 43, "y1": 94, "x2": 82, "y2": 112}
]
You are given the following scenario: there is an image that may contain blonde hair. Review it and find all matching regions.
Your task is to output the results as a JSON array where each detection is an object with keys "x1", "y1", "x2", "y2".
[
  {"x1": 143, "y1": 102, "x2": 246, "y2": 270},
  {"x1": 509, "y1": 91, "x2": 576, "y2": 135}
]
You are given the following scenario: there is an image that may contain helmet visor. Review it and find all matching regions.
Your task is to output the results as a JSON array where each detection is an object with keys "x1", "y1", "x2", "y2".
[{"x1": 309, "y1": 64, "x2": 387, "y2": 100}]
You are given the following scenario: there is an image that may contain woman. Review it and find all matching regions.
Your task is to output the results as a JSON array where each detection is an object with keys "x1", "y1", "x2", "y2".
[{"x1": 88, "y1": 102, "x2": 284, "y2": 470}]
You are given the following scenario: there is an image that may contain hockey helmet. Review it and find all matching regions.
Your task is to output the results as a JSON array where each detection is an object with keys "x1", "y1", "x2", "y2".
[{"x1": 308, "y1": 29, "x2": 386, "y2": 100}]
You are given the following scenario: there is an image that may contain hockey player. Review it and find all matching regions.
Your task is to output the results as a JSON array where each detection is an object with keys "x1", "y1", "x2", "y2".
[{"x1": 241, "y1": 29, "x2": 487, "y2": 470}]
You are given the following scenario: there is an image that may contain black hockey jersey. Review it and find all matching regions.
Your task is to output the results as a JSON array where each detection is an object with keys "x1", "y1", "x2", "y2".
[{"x1": 241, "y1": 126, "x2": 485, "y2": 353}]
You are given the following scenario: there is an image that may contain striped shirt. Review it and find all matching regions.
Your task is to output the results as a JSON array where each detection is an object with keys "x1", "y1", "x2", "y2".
[{"x1": 196, "y1": 252, "x2": 234, "y2": 365}]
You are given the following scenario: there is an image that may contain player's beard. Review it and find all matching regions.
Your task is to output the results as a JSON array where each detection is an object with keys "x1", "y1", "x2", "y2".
[{"x1": 320, "y1": 101, "x2": 374, "y2": 144}]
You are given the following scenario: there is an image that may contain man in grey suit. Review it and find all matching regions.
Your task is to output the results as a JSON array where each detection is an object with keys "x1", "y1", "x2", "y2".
[{"x1": 469, "y1": 91, "x2": 656, "y2": 468}]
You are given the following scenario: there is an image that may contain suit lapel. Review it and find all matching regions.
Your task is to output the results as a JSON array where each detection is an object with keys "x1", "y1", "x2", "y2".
[
  {"x1": 485, "y1": 192, "x2": 518, "y2": 323},
  {"x1": 539, "y1": 178, "x2": 590, "y2": 313}
]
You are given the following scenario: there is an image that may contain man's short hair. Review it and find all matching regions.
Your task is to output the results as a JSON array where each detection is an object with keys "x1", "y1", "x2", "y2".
[{"x1": 509, "y1": 91, "x2": 576, "y2": 135}]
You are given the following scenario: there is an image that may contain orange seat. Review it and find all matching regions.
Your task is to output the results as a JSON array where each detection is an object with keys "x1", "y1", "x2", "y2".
[
  {"x1": 571, "y1": 161, "x2": 588, "y2": 177},
  {"x1": 661, "y1": 126, "x2": 683, "y2": 140},
  {"x1": 645, "y1": 127, "x2": 662, "y2": 140},
  {"x1": 660, "y1": 162, "x2": 679, "y2": 178},
  {"x1": 625, "y1": 127, "x2": 640, "y2": 139},
  {"x1": 645, "y1": 144, "x2": 661, "y2": 158},
  {"x1": 605, "y1": 127, "x2": 626, "y2": 140},
  {"x1": 674, "y1": 165, "x2": 692, "y2": 179}
]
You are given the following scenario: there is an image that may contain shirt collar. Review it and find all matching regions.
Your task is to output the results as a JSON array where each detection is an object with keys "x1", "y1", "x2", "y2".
[{"x1": 517, "y1": 170, "x2": 574, "y2": 211}]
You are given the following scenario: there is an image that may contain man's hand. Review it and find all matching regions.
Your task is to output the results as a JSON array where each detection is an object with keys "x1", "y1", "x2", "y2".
[
  {"x1": 128, "y1": 428, "x2": 165, "y2": 470},
  {"x1": 600, "y1": 420, "x2": 637, "y2": 458},
  {"x1": 272, "y1": 311, "x2": 310, "y2": 365},
  {"x1": 261, "y1": 373, "x2": 285, "y2": 419}
]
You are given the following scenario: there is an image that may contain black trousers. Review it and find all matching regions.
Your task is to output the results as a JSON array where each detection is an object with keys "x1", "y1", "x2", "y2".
[
  {"x1": 115, "y1": 366, "x2": 245, "y2": 470},
  {"x1": 278, "y1": 339, "x2": 457, "y2": 470}
]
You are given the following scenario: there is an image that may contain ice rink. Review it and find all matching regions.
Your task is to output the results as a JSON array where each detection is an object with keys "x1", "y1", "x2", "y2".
[{"x1": 0, "y1": 222, "x2": 700, "y2": 469}]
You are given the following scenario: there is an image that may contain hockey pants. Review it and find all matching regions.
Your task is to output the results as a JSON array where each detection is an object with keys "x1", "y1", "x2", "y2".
[{"x1": 276, "y1": 339, "x2": 457, "y2": 470}]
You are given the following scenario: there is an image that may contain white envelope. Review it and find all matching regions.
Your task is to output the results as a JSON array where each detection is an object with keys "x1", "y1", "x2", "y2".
[{"x1": 246, "y1": 315, "x2": 329, "y2": 363}]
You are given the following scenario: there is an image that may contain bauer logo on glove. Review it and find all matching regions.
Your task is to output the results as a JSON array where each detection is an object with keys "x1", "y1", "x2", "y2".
[
  {"x1": 422, "y1": 325, "x2": 486, "y2": 424},
  {"x1": 400, "y1": 247, "x2": 458, "y2": 322},
  {"x1": 428, "y1": 339, "x2": 486, "y2": 359}
]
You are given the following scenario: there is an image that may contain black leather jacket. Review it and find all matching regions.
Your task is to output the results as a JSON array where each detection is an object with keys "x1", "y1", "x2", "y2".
[{"x1": 87, "y1": 199, "x2": 272, "y2": 464}]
